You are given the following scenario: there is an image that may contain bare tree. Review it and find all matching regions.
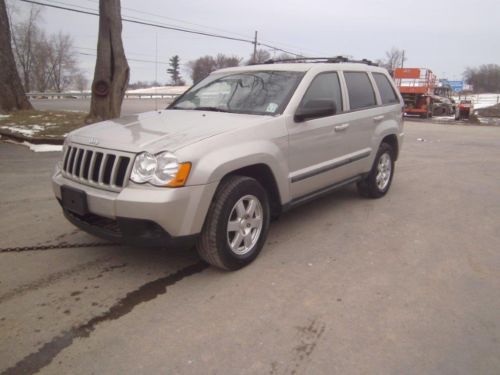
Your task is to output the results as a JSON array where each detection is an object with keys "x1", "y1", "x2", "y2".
[
  {"x1": 48, "y1": 32, "x2": 76, "y2": 92},
  {"x1": 87, "y1": 0, "x2": 129, "y2": 122},
  {"x1": 0, "y1": 0, "x2": 32, "y2": 112},
  {"x1": 188, "y1": 54, "x2": 241, "y2": 84},
  {"x1": 380, "y1": 47, "x2": 406, "y2": 71},
  {"x1": 214, "y1": 53, "x2": 241, "y2": 69},
  {"x1": 11, "y1": 5, "x2": 41, "y2": 92},
  {"x1": 464, "y1": 64, "x2": 500, "y2": 93},
  {"x1": 247, "y1": 49, "x2": 271, "y2": 65},
  {"x1": 31, "y1": 30, "x2": 52, "y2": 92},
  {"x1": 10, "y1": 5, "x2": 81, "y2": 93},
  {"x1": 73, "y1": 72, "x2": 88, "y2": 92},
  {"x1": 274, "y1": 52, "x2": 294, "y2": 61}
]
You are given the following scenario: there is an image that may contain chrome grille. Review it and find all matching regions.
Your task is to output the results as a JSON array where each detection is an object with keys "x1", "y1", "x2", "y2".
[{"x1": 61, "y1": 144, "x2": 133, "y2": 192}]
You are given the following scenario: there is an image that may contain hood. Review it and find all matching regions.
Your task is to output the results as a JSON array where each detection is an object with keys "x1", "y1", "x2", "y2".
[{"x1": 68, "y1": 110, "x2": 270, "y2": 153}]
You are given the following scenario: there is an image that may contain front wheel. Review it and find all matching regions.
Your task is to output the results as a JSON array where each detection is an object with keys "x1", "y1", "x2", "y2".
[
  {"x1": 357, "y1": 143, "x2": 395, "y2": 198},
  {"x1": 196, "y1": 176, "x2": 270, "y2": 270}
]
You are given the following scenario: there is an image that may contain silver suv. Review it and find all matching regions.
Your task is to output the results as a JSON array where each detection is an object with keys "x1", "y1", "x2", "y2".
[{"x1": 52, "y1": 58, "x2": 404, "y2": 270}]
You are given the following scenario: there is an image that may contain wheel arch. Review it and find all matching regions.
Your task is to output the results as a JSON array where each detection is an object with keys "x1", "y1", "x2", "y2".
[
  {"x1": 221, "y1": 163, "x2": 283, "y2": 218},
  {"x1": 381, "y1": 134, "x2": 399, "y2": 160}
]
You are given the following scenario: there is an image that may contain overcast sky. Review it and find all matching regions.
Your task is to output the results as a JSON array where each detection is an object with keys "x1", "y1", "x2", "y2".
[{"x1": 11, "y1": 0, "x2": 500, "y2": 84}]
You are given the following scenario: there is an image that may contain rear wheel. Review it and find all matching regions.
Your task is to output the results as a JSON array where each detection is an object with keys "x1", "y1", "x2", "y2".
[
  {"x1": 196, "y1": 176, "x2": 270, "y2": 270},
  {"x1": 357, "y1": 143, "x2": 395, "y2": 198}
]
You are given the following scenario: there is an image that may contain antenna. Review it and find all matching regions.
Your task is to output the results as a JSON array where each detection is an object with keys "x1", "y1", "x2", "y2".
[{"x1": 155, "y1": 33, "x2": 158, "y2": 111}]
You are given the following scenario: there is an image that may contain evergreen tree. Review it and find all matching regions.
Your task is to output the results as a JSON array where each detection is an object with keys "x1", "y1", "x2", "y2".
[{"x1": 167, "y1": 55, "x2": 184, "y2": 85}]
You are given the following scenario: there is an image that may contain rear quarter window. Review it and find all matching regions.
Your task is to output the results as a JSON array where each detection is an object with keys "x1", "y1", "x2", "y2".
[
  {"x1": 373, "y1": 73, "x2": 399, "y2": 105},
  {"x1": 344, "y1": 72, "x2": 377, "y2": 110}
]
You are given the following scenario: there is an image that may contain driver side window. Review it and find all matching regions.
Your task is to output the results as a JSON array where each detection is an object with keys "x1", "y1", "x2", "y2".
[{"x1": 301, "y1": 72, "x2": 343, "y2": 113}]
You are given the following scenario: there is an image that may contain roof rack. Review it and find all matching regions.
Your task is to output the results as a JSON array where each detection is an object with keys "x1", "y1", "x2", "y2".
[{"x1": 263, "y1": 56, "x2": 378, "y2": 66}]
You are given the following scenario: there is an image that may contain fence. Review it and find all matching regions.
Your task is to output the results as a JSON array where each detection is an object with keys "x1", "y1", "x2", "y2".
[{"x1": 26, "y1": 92, "x2": 182, "y2": 100}]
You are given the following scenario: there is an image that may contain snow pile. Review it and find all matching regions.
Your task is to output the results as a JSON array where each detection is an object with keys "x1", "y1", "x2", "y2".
[{"x1": 0, "y1": 114, "x2": 11, "y2": 119}]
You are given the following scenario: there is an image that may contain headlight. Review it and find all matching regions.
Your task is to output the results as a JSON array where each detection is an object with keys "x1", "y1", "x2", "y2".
[
  {"x1": 130, "y1": 151, "x2": 191, "y2": 187},
  {"x1": 151, "y1": 152, "x2": 180, "y2": 185},
  {"x1": 130, "y1": 152, "x2": 157, "y2": 183}
]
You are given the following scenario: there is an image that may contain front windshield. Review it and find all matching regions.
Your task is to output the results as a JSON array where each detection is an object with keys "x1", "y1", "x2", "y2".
[{"x1": 169, "y1": 71, "x2": 304, "y2": 115}]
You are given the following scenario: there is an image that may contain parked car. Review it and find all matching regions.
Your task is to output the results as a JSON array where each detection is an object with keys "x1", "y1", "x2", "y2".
[
  {"x1": 432, "y1": 96, "x2": 454, "y2": 116},
  {"x1": 52, "y1": 58, "x2": 404, "y2": 270}
]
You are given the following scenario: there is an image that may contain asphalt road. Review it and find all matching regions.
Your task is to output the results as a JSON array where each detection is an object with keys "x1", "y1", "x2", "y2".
[
  {"x1": 31, "y1": 98, "x2": 175, "y2": 115},
  {"x1": 1, "y1": 122, "x2": 499, "y2": 374}
]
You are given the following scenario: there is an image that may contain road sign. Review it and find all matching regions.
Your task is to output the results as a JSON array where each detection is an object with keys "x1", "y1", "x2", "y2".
[{"x1": 448, "y1": 80, "x2": 464, "y2": 92}]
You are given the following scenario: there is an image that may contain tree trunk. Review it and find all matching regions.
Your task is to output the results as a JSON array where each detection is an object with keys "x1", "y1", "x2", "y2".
[
  {"x1": 87, "y1": 0, "x2": 129, "y2": 123},
  {"x1": 0, "y1": 0, "x2": 33, "y2": 113}
]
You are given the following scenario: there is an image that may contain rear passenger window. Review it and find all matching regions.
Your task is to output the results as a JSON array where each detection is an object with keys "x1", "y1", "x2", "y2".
[
  {"x1": 373, "y1": 73, "x2": 399, "y2": 105},
  {"x1": 344, "y1": 72, "x2": 376, "y2": 110},
  {"x1": 301, "y1": 72, "x2": 343, "y2": 113}
]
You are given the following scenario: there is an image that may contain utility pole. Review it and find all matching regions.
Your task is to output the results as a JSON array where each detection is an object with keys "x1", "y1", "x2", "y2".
[
  {"x1": 252, "y1": 30, "x2": 258, "y2": 63},
  {"x1": 401, "y1": 49, "x2": 405, "y2": 68}
]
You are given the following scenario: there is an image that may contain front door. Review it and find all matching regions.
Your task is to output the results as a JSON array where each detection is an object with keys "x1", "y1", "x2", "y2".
[{"x1": 286, "y1": 71, "x2": 354, "y2": 199}]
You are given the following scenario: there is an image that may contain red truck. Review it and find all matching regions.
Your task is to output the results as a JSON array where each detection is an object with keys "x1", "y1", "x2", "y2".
[{"x1": 394, "y1": 68, "x2": 437, "y2": 118}]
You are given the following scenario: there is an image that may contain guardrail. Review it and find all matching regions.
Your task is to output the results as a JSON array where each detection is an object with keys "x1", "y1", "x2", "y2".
[{"x1": 26, "y1": 92, "x2": 182, "y2": 99}]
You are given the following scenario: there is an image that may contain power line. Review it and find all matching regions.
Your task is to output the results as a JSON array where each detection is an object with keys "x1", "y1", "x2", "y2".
[
  {"x1": 44, "y1": 0, "x2": 252, "y2": 41},
  {"x1": 18, "y1": 0, "x2": 305, "y2": 57},
  {"x1": 78, "y1": 52, "x2": 169, "y2": 65},
  {"x1": 79, "y1": 0, "x2": 255, "y2": 41},
  {"x1": 76, "y1": 46, "x2": 166, "y2": 59}
]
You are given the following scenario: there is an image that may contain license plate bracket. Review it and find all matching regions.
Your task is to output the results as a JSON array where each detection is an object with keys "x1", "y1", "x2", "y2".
[{"x1": 61, "y1": 186, "x2": 88, "y2": 216}]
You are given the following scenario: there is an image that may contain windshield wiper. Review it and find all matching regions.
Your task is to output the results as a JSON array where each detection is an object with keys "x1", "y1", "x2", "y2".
[{"x1": 193, "y1": 106, "x2": 228, "y2": 112}]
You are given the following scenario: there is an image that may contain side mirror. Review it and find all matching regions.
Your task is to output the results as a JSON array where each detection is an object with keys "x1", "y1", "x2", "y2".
[{"x1": 294, "y1": 99, "x2": 337, "y2": 122}]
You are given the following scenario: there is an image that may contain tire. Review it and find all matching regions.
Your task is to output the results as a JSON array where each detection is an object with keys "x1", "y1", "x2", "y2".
[
  {"x1": 357, "y1": 143, "x2": 395, "y2": 199},
  {"x1": 196, "y1": 176, "x2": 270, "y2": 271}
]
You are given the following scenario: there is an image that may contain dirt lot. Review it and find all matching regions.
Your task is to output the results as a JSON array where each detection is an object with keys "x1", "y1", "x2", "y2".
[{"x1": 0, "y1": 122, "x2": 499, "y2": 374}]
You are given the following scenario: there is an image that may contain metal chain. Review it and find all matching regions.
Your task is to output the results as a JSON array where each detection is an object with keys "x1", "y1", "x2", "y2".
[{"x1": 0, "y1": 242, "x2": 122, "y2": 253}]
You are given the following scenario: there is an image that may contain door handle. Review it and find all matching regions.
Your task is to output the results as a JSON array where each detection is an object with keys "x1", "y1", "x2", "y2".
[
  {"x1": 373, "y1": 115, "x2": 384, "y2": 122},
  {"x1": 334, "y1": 123, "x2": 350, "y2": 132}
]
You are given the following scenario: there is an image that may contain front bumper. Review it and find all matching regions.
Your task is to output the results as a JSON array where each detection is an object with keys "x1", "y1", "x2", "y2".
[
  {"x1": 60, "y1": 207, "x2": 197, "y2": 247},
  {"x1": 52, "y1": 165, "x2": 218, "y2": 243}
]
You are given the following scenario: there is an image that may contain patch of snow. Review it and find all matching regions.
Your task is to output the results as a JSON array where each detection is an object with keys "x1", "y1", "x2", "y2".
[
  {"x1": 1, "y1": 138, "x2": 62, "y2": 152},
  {"x1": 0, "y1": 125, "x2": 45, "y2": 136},
  {"x1": 0, "y1": 114, "x2": 11, "y2": 119},
  {"x1": 474, "y1": 103, "x2": 495, "y2": 110},
  {"x1": 30, "y1": 115, "x2": 42, "y2": 118},
  {"x1": 23, "y1": 142, "x2": 62, "y2": 152}
]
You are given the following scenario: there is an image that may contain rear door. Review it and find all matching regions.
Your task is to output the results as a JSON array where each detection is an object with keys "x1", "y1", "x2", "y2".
[{"x1": 337, "y1": 71, "x2": 382, "y2": 175}]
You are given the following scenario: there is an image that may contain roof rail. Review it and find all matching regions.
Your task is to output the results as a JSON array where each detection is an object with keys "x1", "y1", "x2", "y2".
[{"x1": 263, "y1": 56, "x2": 378, "y2": 66}]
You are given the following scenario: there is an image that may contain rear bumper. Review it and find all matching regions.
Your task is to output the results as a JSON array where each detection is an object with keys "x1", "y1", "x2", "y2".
[{"x1": 52, "y1": 165, "x2": 218, "y2": 240}]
